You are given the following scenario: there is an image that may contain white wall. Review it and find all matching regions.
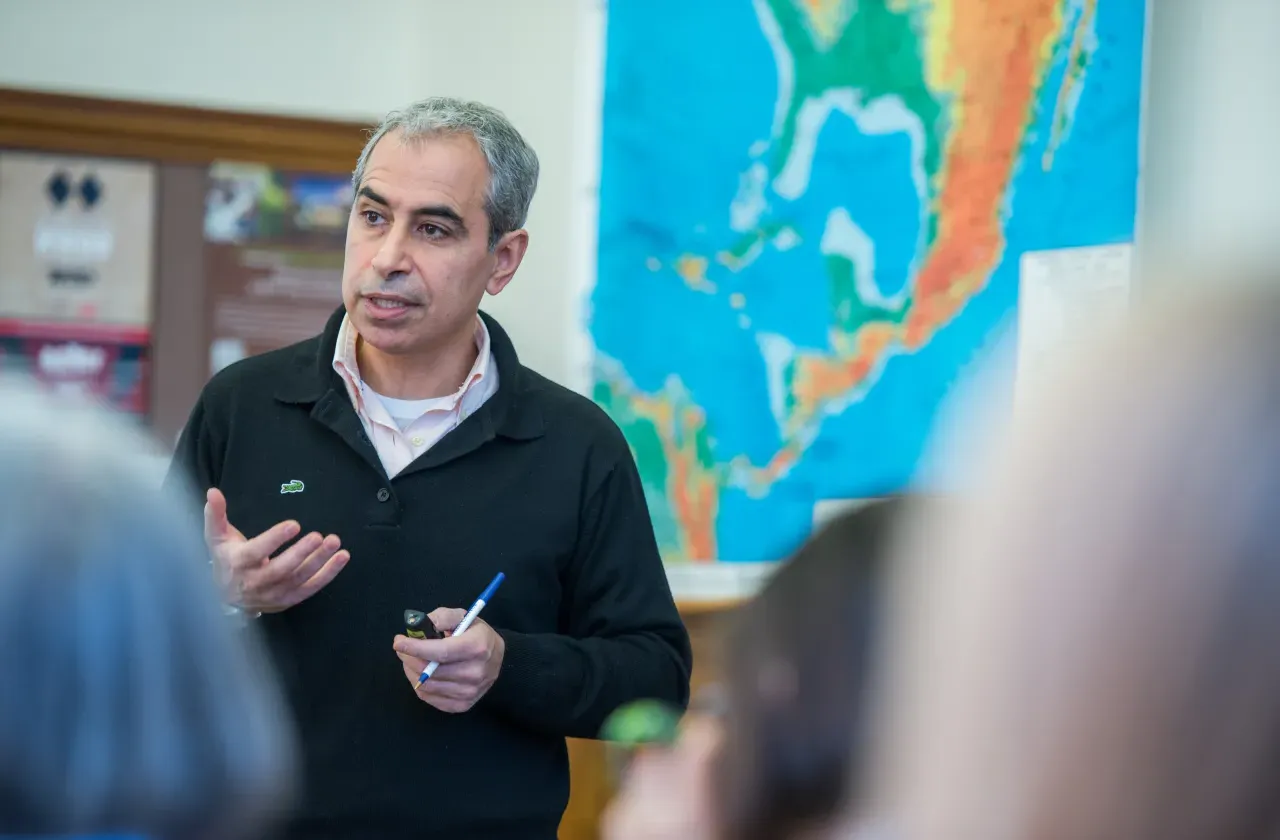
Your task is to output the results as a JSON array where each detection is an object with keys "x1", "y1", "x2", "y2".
[
  {"x1": 0, "y1": 0, "x2": 422, "y2": 121},
  {"x1": 1139, "y1": 0, "x2": 1280, "y2": 292}
]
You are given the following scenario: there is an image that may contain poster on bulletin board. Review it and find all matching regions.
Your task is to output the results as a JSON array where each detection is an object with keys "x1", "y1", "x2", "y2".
[
  {"x1": 0, "y1": 319, "x2": 151, "y2": 415},
  {"x1": 0, "y1": 151, "x2": 156, "y2": 418},
  {"x1": 203, "y1": 161, "x2": 352, "y2": 376}
]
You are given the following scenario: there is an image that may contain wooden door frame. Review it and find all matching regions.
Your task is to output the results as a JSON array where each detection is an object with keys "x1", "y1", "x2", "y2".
[{"x1": 0, "y1": 86, "x2": 371, "y2": 172}]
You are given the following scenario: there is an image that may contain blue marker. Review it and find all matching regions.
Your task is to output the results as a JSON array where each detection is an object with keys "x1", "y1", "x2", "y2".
[{"x1": 416, "y1": 572, "x2": 505, "y2": 688}]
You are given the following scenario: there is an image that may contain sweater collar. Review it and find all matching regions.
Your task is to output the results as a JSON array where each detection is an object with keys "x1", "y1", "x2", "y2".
[{"x1": 274, "y1": 305, "x2": 544, "y2": 441}]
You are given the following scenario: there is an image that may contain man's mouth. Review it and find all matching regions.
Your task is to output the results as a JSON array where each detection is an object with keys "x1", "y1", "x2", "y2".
[
  {"x1": 365, "y1": 294, "x2": 418, "y2": 310},
  {"x1": 361, "y1": 294, "x2": 421, "y2": 321}
]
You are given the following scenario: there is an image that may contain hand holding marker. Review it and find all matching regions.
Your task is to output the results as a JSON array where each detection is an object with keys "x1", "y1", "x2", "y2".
[{"x1": 416, "y1": 572, "x2": 505, "y2": 688}]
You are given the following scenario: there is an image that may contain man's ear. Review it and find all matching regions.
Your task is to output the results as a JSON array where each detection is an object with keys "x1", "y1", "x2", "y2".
[{"x1": 486, "y1": 229, "x2": 530, "y2": 296}]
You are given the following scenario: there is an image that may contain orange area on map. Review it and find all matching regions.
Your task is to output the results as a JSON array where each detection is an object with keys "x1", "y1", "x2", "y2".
[
  {"x1": 902, "y1": 0, "x2": 1062, "y2": 350},
  {"x1": 749, "y1": 443, "x2": 802, "y2": 490},
  {"x1": 674, "y1": 254, "x2": 716, "y2": 293},
  {"x1": 633, "y1": 396, "x2": 719, "y2": 561},
  {"x1": 739, "y1": 321, "x2": 897, "y2": 491},
  {"x1": 790, "y1": 322, "x2": 898, "y2": 431},
  {"x1": 800, "y1": 0, "x2": 853, "y2": 47}
]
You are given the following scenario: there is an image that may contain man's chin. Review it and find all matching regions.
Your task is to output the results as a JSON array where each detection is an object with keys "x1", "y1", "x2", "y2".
[
  {"x1": 357, "y1": 336, "x2": 428, "y2": 364},
  {"x1": 351, "y1": 311, "x2": 425, "y2": 351}
]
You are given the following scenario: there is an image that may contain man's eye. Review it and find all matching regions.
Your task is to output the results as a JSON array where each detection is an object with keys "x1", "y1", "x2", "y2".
[
  {"x1": 419, "y1": 223, "x2": 447, "y2": 238},
  {"x1": 361, "y1": 210, "x2": 384, "y2": 225}
]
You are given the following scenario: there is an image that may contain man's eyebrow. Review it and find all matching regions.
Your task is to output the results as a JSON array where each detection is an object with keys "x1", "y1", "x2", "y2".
[
  {"x1": 411, "y1": 204, "x2": 466, "y2": 230},
  {"x1": 356, "y1": 186, "x2": 389, "y2": 206}
]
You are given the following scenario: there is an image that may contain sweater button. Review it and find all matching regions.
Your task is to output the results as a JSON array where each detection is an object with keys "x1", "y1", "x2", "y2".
[{"x1": 376, "y1": 488, "x2": 390, "y2": 502}]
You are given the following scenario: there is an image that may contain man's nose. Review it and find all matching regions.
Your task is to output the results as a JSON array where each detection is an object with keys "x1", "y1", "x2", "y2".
[{"x1": 370, "y1": 226, "x2": 412, "y2": 278}]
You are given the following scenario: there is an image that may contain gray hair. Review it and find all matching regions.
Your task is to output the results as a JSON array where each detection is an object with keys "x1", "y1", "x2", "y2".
[
  {"x1": 0, "y1": 377, "x2": 296, "y2": 839},
  {"x1": 352, "y1": 96, "x2": 540, "y2": 249}
]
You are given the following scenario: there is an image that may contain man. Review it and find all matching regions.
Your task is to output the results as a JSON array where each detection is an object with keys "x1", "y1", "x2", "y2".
[{"x1": 167, "y1": 97, "x2": 692, "y2": 840}]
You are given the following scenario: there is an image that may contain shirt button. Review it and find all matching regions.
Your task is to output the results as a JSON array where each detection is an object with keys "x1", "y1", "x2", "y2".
[
  {"x1": 376, "y1": 488, "x2": 391, "y2": 502},
  {"x1": 411, "y1": 436, "x2": 424, "y2": 447}
]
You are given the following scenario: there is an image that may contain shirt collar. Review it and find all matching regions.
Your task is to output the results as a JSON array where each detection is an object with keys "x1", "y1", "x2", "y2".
[
  {"x1": 275, "y1": 305, "x2": 544, "y2": 442},
  {"x1": 332, "y1": 314, "x2": 492, "y2": 405}
]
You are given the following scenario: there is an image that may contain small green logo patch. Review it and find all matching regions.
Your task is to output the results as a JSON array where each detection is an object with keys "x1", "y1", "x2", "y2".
[{"x1": 280, "y1": 479, "x2": 305, "y2": 494}]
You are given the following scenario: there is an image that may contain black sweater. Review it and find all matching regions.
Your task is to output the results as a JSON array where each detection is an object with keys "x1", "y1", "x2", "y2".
[{"x1": 166, "y1": 307, "x2": 692, "y2": 839}]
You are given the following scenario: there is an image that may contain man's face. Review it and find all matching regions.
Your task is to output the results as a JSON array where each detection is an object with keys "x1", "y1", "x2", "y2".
[{"x1": 341, "y1": 129, "x2": 527, "y2": 356}]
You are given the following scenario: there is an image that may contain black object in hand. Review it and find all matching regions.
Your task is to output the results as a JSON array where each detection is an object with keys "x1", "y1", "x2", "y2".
[{"x1": 404, "y1": 609, "x2": 442, "y2": 640}]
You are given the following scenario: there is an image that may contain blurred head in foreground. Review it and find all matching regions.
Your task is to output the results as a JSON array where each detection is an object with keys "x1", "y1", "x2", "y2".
[
  {"x1": 604, "y1": 496, "x2": 907, "y2": 840},
  {"x1": 0, "y1": 379, "x2": 295, "y2": 839},
  {"x1": 868, "y1": 287, "x2": 1280, "y2": 840}
]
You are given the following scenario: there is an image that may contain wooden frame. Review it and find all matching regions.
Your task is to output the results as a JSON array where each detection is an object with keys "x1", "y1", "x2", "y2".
[{"x1": 0, "y1": 87, "x2": 370, "y2": 172}]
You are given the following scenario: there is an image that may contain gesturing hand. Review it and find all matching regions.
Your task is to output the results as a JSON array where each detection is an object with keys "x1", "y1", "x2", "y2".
[
  {"x1": 204, "y1": 487, "x2": 349, "y2": 614},
  {"x1": 393, "y1": 607, "x2": 505, "y2": 713}
]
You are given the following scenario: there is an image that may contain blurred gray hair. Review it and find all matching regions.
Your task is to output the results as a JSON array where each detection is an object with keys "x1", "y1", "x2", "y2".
[
  {"x1": 352, "y1": 96, "x2": 540, "y2": 249},
  {"x1": 0, "y1": 377, "x2": 295, "y2": 840}
]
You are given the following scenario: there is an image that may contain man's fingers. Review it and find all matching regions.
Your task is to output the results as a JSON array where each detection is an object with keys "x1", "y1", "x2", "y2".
[
  {"x1": 285, "y1": 550, "x2": 349, "y2": 606},
  {"x1": 396, "y1": 651, "x2": 428, "y2": 671},
  {"x1": 394, "y1": 649, "x2": 483, "y2": 684},
  {"x1": 395, "y1": 635, "x2": 452, "y2": 664},
  {"x1": 256, "y1": 533, "x2": 334, "y2": 588},
  {"x1": 398, "y1": 659, "x2": 474, "y2": 700},
  {"x1": 421, "y1": 660, "x2": 486, "y2": 684},
  {"x1": 394, "y1": 652, "x2": 484, "y2": 686},
  {"x1": 393, "y1": 632, "x2": 483, "y2": 666},
  {"x1": 414, "y1": 678, "x2": 475, "y2": 702},
  {"x1": 396, "y1": 647, "x2": 481, "y2": 712},
  {"x1": 281, "y1": 536, "x2": 346, "y2": 589},
  {"x1": 427, "y1": 607, "x2": 468, "y2": 635},
  {"x1": 240, "y1": 519, "x2": 304, "y2": 566}
]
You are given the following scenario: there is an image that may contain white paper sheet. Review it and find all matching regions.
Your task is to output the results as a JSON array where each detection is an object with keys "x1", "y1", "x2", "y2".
[{"x1": 1016, "y1": 244, "x2": 1134, "y2": 399}]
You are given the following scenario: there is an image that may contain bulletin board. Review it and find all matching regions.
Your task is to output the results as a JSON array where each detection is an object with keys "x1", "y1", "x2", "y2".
[
  {"x1": 0, "y1": 150, "x2": 156, "y2": 416},
  {"x1": 0, "y1": 87, "x2": 369, "y2": 443}
]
